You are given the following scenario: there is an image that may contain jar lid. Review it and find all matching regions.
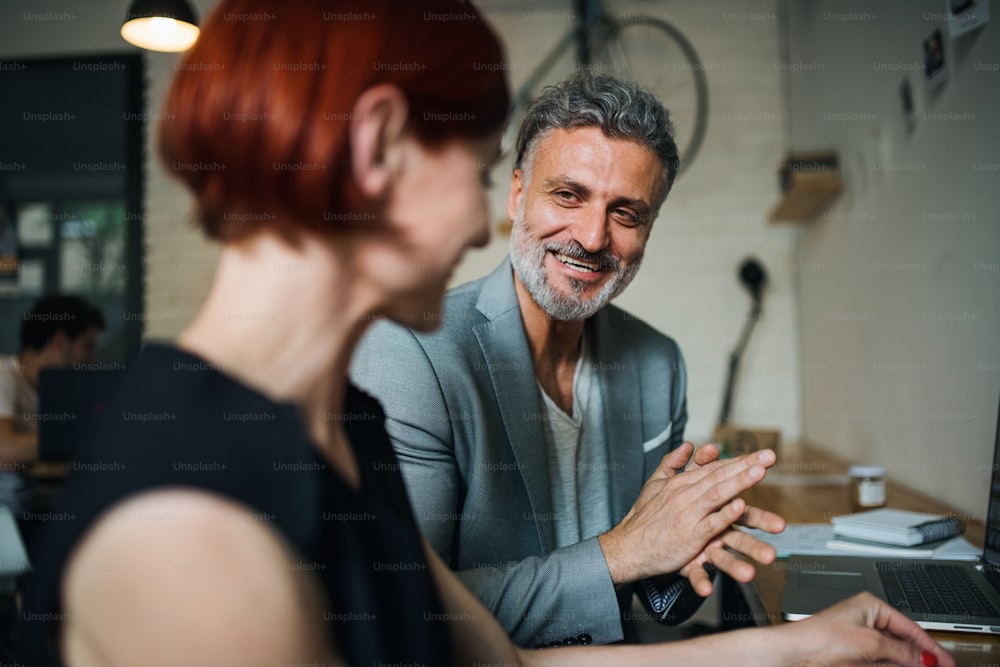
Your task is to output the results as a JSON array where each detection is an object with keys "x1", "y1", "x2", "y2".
[{"x1": 848, "y1": 465, "x2": 885, "y2": 478}]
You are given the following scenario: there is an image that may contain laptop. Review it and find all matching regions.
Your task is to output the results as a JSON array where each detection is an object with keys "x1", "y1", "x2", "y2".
[
  {"x1": 37, "y1": 367, "x2": 124, "y2": 461},
  {"x1": 782, "y1": 396, "x2": 1000, "y2": 634}
]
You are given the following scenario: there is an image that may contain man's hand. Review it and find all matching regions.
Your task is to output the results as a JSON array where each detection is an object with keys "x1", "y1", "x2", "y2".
[
  {"x1": 597, "y1": 442, "x2": 783, "y2": 589},
  {"x1": 0, "y1": 418, "x2": 39, "y2": 465},
  {"x1": 675, "y1": 442, "x2": 786, "y2": 596},
  {"x1": 686, "y1": 441, "x2": 723, "y2": 469}
]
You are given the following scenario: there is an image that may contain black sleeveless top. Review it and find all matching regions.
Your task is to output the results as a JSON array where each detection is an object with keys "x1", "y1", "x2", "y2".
[{"x1": 20, "y1": 343, "x2": 454, "y2": 667}]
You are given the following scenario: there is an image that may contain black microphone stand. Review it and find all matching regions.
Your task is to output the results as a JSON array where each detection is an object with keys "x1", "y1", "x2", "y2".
[{"x1": 717, "y1": 297, "x2": 762, "y2": 428}]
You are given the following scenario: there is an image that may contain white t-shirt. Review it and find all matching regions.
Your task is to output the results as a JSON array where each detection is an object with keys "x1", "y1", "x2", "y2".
[
  {"x1": 0, "y1": 355, "x2": 37, "y2": 512},
  {"x1": 537, "y1": 336, "x2": 613, "y2": 549}
]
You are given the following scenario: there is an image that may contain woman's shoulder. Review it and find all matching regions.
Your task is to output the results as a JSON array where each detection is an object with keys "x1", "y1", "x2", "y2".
[{"x1": 60, "y1": 487, "x2": 333, "y2": 666}]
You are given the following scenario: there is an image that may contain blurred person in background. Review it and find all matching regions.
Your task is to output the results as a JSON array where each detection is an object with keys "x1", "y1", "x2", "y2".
[{"x1": 0, "y1": 294, "x2": 104, "y2": 515}]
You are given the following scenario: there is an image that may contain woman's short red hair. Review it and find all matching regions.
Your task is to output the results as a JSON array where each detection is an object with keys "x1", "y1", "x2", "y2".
[{"x1": 159, "y1": 0, "x2": 510, "y2": 241}]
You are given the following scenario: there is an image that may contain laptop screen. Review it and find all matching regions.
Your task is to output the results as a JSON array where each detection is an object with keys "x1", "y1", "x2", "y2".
[{"x1": 983, "y1": 393, "x2": 1000, "y2": 570}]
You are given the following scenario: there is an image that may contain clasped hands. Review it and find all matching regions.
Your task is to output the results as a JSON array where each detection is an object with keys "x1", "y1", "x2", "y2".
[{"x1": 597, "y1": 441, "x2": 785, "y2": 596}]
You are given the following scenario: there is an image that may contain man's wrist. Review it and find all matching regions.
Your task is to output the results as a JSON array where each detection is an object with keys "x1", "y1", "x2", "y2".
[{"x1": 596, "y1": 529, "x2": 630, "y2": 587}]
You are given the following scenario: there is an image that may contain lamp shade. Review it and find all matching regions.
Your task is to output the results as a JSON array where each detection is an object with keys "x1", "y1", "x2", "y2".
[{"x1": 121, "y1": 0, "x2": 200, "y2": 52}]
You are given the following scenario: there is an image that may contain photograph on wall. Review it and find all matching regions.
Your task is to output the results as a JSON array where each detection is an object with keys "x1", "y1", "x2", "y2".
[
  {"x1": 923, "y1": 28, "x2": 948, "y2": 90},
  {"x1": 947, "y1": 0, "x2": 990, "y2": 38}
]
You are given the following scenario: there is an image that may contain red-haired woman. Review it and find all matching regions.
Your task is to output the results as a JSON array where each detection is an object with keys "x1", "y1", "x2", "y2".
[{"x1": 21, "y1": 2, "x2": 952, "y2": 666}]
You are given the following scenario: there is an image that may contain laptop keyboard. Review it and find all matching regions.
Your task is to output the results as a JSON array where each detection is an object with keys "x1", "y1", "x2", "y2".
[{"x1": 877, "y1": 563, "x2": 999, "y2": 618}]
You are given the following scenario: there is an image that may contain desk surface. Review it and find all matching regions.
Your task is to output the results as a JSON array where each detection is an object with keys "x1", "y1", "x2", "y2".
[{"x1": 741, "y1": 446, "x2": 1000, "y2": 667}]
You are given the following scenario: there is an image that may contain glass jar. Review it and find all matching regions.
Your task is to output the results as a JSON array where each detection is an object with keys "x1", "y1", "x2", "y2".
[{"x1": 848, "y1": 465, "x2": 887, "y2": 512}]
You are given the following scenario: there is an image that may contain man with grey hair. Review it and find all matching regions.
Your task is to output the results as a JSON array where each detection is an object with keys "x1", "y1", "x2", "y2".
[{"x1": 351, "y1": 72, "x2": 784, "y2": 647}]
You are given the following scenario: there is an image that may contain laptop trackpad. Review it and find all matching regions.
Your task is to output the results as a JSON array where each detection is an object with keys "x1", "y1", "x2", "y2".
[{"x1": 800, "y1": 571, "x2": 866, "y2": 593}]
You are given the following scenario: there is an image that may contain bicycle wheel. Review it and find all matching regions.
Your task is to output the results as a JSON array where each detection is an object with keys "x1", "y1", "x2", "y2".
[{"x1": 592, "y1": 17, "x2": 709, "y2": 176}]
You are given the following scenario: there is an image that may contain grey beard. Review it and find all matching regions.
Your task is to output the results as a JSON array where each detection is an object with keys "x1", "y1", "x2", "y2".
[{"x1": 509, "y1": 212, "x2": 642, "y2": 321}]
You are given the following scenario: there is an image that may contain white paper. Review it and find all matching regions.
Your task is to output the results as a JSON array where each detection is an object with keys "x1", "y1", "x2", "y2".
[{"x1": 741, "y1": 524, "x2": 981, "y2": 560}]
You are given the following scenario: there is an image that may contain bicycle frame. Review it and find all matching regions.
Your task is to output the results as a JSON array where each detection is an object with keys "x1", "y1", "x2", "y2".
[{"x1": 509, "y1": 0, "x2": 607, "y2": 120}]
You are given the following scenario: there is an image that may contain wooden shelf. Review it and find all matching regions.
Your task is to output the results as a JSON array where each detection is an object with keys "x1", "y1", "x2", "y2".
[{"x1": 769, "y1": 169, "x2": 843, "y2": 223}]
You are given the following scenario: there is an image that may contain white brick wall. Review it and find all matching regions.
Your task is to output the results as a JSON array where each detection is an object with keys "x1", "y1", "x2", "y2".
[{"x1": 141, "y1": 51, "x2": 218, "y2": 339}]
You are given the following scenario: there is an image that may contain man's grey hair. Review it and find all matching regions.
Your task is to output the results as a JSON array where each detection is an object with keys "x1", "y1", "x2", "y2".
[{"x1": 513, "y1": 71, "x2": 681, "y2": 207}]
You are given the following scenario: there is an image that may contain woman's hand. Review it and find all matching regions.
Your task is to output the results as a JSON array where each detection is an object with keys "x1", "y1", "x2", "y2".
[{"x1": 783, "y1": 592, "x2": 954, "y2": 667}]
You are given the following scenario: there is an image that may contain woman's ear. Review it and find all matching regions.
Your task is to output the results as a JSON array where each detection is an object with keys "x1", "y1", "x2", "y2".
[{"x1": 348, "y1": 84, "x2": 410, "y2": 200}]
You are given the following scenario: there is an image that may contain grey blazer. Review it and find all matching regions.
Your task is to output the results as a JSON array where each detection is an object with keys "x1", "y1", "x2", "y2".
[{"x1": 351, "y1": 258, "x2": 690, "y2": 646}]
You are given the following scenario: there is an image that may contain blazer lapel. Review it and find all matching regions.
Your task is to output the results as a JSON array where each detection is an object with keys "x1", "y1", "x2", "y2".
[
  {"x1": 588, "y1": 311, "x2": 644, "y2": 522},
  {"x1": 473, "y1": 259, "x2": 556, "y2": 553}
]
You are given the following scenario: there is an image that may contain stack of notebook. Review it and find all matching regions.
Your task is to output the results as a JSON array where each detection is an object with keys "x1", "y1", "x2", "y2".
[{"x1": 828, "y1": 508, "x2": 966, "y2": 556}]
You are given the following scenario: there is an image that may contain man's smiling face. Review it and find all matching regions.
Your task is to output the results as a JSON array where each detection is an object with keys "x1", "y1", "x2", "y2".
[{"x1": 507, "y1": 126, "x2": 665, "y2": 321}]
